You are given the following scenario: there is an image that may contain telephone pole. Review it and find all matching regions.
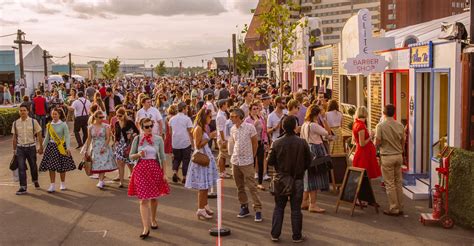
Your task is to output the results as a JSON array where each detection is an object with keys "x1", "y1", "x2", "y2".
[
  {"x1": 232, "y1": 34, "x2": 237, "y2": 77},
  {"x1": 68, "y1": 53, "x2": 72, "y2": 79},
  {"x1": 43, "y1": 50, "x2": 52, "y2": 78},
  {"x1": 227, "y1": 49, "x2": 231, "y2": 82},
  {"x1": 13, "y1": 29, "x2": 32, "y2": 83}
]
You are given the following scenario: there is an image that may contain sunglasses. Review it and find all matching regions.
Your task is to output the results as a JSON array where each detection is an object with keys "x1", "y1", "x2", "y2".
[
  {"x1": 143, "y1": 124, "x2": 154, "y2": 129},
  {"x1": 252, "y1": 108, "x2": 259, "y2": 111},
  {"x1": 97, "y1": 115, "x2": 105, "y2": 119},
  {"x1": 116, "y1": 114, "x2": 123, "y2": 118}
]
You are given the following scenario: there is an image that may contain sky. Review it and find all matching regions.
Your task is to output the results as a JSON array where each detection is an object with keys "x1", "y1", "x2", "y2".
[{"x1": 0, "y1": 0, "x2": 258, "y2": 67}]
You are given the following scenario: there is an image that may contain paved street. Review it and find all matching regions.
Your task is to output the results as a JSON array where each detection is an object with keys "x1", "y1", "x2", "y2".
[{"x1": 0, "y1": 129, "x2": 472, "y2": 246}]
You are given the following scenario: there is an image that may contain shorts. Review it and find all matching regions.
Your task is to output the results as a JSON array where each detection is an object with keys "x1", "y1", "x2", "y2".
[{"x1": 217, "y1": 139, "x2": 230, "y2": 160}]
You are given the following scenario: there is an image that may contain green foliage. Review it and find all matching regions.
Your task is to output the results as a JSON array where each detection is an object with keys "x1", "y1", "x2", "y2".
[
  {"x1": 236, "y1": 40, "x2": 257, "y2": 76},
  {"x1": 449, "y1": 148, "x2": 474, "y2": 229},
  {"x1": 0, "y1": 108, "x2": 19, "y2": 136},
  {"x1": 101, "y1": 57, "x2": 121, "y2": 79},
  {"x1": 154, "y1": 61, "x2": 167, "y2": 76}
]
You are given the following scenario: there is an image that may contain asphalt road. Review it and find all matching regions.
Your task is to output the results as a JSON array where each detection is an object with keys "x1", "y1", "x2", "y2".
[{"x1": 0, "y1": 128, "x2": 472, "y2": 246}]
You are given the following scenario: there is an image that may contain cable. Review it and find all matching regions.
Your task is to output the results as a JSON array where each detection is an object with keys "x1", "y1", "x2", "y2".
[
  {"x1": 71, "y1": 50, "x2": 228, "y2": 61},
  {"x1": 0, "y1": 33, "x2": 16, "y2": 38}
]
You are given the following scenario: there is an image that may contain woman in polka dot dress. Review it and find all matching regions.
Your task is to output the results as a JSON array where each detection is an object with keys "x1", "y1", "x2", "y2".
[
  {"x1": 39, "y1": 108, "x2": 76, "y2": 193},
  {"x1": 128, "y1": 118, "x2": 170, "y2": 239}
]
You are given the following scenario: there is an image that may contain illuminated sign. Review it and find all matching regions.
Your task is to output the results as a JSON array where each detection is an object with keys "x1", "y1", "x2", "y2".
[{"x1": 409, "y1": 42, "x2": 433, "y2": 68}]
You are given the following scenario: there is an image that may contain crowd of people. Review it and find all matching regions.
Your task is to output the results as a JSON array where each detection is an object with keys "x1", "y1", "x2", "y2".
[{"x1": 10, "y1": 75, "x2": 406, "y2": 242}]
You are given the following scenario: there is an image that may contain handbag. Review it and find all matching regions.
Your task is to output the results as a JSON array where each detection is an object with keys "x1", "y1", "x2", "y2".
[
  {"x1": 270, "y1": 173, "x2": 295, "y2": 196},
  {"x1": 78, "y1": 154, "x2": 92, "y2": 176},
  {"x1": 191, "y1": 150, "x2": 210, "y2": 167},
  {"x1": 303, "y1": 123, "x2": 333, "y2": 173},
  {"x1": 9, "y1": 155, "x2": 18, "y2": 171}
]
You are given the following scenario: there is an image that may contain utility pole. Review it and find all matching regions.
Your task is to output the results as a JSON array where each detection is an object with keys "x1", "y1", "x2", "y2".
[
  {"x1": 227, "y1": 49, "x2": 231, "y2": 82},
  {"x1": 43, "y1": 50, "x2": 52, "y2": 78},
  {"x1": 68, "y1": 53, "x2": 72, "y2": 79},
  {"x1": 14, "y1": 29, "x2": 32, "y2": 89},
  {"x1": 232, "y1": 34, "x2": 237, "y2": 77}
]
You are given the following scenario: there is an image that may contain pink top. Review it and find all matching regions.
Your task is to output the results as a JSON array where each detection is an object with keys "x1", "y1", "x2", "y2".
[
  {"x1": 301, "y1": 122, "x2": 328, "y2": 144},
  {"x1": 244, "y1": 115, "x2": 268, "y2": 144}
]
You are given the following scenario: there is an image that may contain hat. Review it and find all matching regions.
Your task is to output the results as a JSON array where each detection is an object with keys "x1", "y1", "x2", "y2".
[
  {"x1": 261, "y1": 93, "x2": 271, "y2": 100},
  {"x1": 177, "y1": 102, "x2": 187, "y2": 112}
]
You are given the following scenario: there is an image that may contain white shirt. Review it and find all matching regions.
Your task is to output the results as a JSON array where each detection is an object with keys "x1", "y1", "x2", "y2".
[
  {"x1": 267, "y1": 110, "x2": 283, "y2": 142},
  {"x1": 229, "y1": 122, "x2": 257, "y2": 166},
  {"x1": 240, "y1": 103, "x2": 250, "y2": 118},
  {"x1": 216, "y1": 110, "x2": 228, "y2": 141},
  {"x1": 206, "y1": 101, "x2": 217, "y2": 120},
  {"x1": 169, "y1": 113, "x2": 193, "y2": 149},
  {"x1": 136, "y1": 107, "x2": 163, "y2": 135},
  {"x1": 71, "y1": 97, "x2": 91, "y2": 117},
  {"x1": 326, "y1": 110, "x2": 343, "y2": 128}
]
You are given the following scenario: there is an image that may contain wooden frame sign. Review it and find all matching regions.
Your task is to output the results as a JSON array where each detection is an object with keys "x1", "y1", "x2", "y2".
[{"x1": 335, "y1": 167, "x2": 379, "y2": 216}]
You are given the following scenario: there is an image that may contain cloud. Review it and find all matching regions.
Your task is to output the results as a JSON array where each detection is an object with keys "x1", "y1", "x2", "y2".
[
  {"x1": 26, "y1": 18, "x2": 39, "y2": 23},
  {"x1": 232, "y1": 0, "x2": 258, "y2": 14},
  {"x1": 23, "y1": 0, "x2": 228, "y2": 17},
  {"x1": 0, "y1": 18, "x2": 19, "y2": 25}
]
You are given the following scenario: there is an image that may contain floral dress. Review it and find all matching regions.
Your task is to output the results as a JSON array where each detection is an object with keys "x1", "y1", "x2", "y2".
[
  {"x1": 90, "y1": 123, "x2": 117, "y2": 174},
  {"x1": 184, "y1": 133, "x2": 219, "y2": 190}
]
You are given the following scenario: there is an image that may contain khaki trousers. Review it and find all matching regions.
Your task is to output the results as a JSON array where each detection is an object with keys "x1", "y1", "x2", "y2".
[
  {"x1": 232, "y1": 164, "x2": 262, "y2": 211},
  {"x1": 380, "y1": 154, "x2": 404, "y2": 213}
]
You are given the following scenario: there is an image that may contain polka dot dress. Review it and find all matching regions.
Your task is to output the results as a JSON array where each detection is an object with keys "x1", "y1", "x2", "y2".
[
  {"x1": 39, "y1": 142, "x2": 76, "y2": 173},
  {"x1": 128, "y1": 159, "x2": 170, "y2": 200}
]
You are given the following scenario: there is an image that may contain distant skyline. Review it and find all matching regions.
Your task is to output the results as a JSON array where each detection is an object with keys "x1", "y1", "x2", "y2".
[{"x1": 0, "y1": 0, "x2": 258, "y2": 67}]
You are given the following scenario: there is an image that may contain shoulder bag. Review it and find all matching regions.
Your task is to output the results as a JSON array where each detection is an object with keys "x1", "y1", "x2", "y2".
[
  {"x1": 303, "y1": 123, "x2": 333, "y2": 173},
  {"x1": 270, "y1": 172, "x2": 295, "y2": 197},
  {"x1": 192, "y1": 149, "x2": 210, "y2": 167}
]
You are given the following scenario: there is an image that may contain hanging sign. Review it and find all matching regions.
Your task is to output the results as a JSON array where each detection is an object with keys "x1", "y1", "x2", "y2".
[
  {"x1": 343, "y1": 9, "x2": 390, "y2": 76},
  {"x1": 409, "y1": 42, "x2": 433, "y2": 68}
]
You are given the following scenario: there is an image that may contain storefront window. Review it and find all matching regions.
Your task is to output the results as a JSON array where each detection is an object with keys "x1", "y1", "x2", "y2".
[{"x1": 341, "y1": 75, "x2": 357, "y2": 106}]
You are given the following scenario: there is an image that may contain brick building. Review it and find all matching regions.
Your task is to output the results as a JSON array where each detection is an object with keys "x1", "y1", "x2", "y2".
[{"x1": 381, "y1": 0, "x2": 469, "y2": 30}]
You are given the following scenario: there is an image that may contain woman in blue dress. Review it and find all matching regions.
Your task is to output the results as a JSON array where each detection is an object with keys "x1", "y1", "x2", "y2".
[
  {"x1": 185, "y1": 108, "x2": 219, "y2": 220},
  {"x1": 84, "y1": 110, "x2": 117, "y2": 189}
]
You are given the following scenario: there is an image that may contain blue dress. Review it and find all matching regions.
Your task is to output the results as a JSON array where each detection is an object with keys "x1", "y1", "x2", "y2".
[
  {"x1": 90, "y1": 123, "x2": 117, "y2": 173},
  {"x1": 185, "y1": 133, "x2": 219, "y2": 190}
]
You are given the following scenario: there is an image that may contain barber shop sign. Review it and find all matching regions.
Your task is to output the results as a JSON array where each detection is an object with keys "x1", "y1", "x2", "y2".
[{"x1": 343, "y1": 9, "x2": 390, "y2": 76}]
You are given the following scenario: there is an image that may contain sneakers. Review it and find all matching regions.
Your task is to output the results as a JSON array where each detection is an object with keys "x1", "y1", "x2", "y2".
[
  {"x1": 263, "y1": 174, "x2": 271, "y2": 181},
  {"x1": 47, "y1": 184, "x2": 56, "y2": 193},
  {"x1": 254, "y1": 173, "x2": 258, "y2": 179},
  {"x1": 271, "y1": 236, "x2": 279, "y2": 242},
  {"x1": 34, "y1": 181, "x2": 40, "y2": 189},
  {"x1": 16, "y1": 187, "x2": 27, "y2": 195},
  {"x1": 60, "y1": 182, "x2": 67, "y2": 191},
  {"x1": 237, "y1": 204, "x2": 250, "y2": 218},
  {"x1": 96, "y1": 181, "x2": 105, "y2": 189},
  {"x1": 254, "y1": 212, "x2": 263, "y2": 222},
  {"x1": 219, "y1": 172, "x2": 232, "y2": 179},
  {"x1": 89, "y1": 174, "x2": 99, "y2": 179},
  {"x1": 293, "y1": 235, "x2": 306, "y2": 243}
]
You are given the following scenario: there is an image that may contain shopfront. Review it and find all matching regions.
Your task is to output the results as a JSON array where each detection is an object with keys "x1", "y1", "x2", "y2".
[{"x1": 311, "y1": 45, "x2": 333, "y2": 97}]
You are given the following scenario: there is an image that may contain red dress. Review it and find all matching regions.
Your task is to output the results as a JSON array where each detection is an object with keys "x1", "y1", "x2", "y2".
[{"x1": 352, "y1": 119, "x2": 381, "y2": 179}]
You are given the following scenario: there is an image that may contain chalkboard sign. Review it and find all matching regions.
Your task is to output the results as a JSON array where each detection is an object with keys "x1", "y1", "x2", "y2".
[
  {"x1": 335, "y1": 167, "x2": 379, "y2": 216},
  {"x1": 329, "y1": 154, "x2": 348, "y2": 192}
]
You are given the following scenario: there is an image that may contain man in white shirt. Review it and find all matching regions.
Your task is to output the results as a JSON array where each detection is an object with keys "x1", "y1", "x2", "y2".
[
  {"x1": 228, "y1": 108, "x2": 262, "y2": 222},
  {"x1": 69, "y1": 91, "x2": 91, "y2": 148},
  {"x1": 216, "y1": 99, "x2": 231, "y2": 178},
  {"x1": 169, "y1": 102, "x2": 193, "y2": 184},
  {"x1": 240, "y1": 91, "x2": 253, "y2": 118},
  {"x1": 136, "y1": 97, "x2": 163, "y2": 136},
  {"x1": 267, "y1": 96, "x2": 285, "y2": 142}
]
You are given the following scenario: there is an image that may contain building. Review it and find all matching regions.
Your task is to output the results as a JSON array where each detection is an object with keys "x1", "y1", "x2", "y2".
[
  {"x1": 210, "y1": 57, "x2": 232, "y2": 75},
  {"x1": 380, "y1": 0, "x2": 469, "y2": 31},
  {"x1": 300, "y1": 0, "x2": 381, "y2": 44}
]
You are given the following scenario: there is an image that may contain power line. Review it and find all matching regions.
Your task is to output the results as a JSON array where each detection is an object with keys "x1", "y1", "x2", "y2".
[
  {"x1": 71, "y1": 50, "x2": 228, "y2": 61},
  {"x1": 0, "y1": 33, "x2": 17, "y2": 38}
]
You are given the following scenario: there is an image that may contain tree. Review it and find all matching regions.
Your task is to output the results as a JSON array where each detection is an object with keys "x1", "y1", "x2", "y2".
[
  {"x1": 235, "y1": 41, "x2": 256, "y2": 76},
  {"x1": 154, "y1": 61, "x2": 167, "y2": 76},
  {"x1": 101, "y1": 57, "x2": 120, "y2": 79},
  {"x1": 256, "y1": 0, "x2": 301, "y2": 93}
]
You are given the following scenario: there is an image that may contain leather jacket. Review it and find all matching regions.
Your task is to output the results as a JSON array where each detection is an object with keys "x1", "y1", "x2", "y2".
[{"x1": 267, "y1": 134, "x2": 311, "y2": 180}]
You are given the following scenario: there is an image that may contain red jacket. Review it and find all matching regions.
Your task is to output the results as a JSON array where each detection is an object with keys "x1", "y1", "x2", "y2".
[
  {"x1": 33, "y1": 96, "x2": 47, "y2": 116},
  {"x1": 99, "y1": 87, "x2": 107, "y2": 98}
]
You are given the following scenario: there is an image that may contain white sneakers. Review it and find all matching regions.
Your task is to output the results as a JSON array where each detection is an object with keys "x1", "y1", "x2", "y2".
[
  {"x1": 60, "y1": 182, "x2": 67, "y2": 191},
  {"x1": 47, "y1": 184, "x2": 55, "y2": 193},
  {"x1": 48, "y1": 183, "x2": 67, "y2": 193},
  {"x1": 96, "y1": 180, "x2": 105, "y2": 189},
  {"x1": 263, "y1": 174, "x2": 271, "y2": 181}
]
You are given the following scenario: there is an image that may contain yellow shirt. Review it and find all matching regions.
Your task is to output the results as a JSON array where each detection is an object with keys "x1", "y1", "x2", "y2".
[{"x1": 11, "y1": 117, "x2": 42, "y2": 145}]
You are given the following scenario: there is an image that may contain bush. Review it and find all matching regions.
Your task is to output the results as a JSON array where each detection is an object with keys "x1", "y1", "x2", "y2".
[
  {"x1": 0, "y1": 108, "x2": 19, "y2": 136},
  {"x1": 449, "y1": 148, "x2": 474, "y2": 229}
]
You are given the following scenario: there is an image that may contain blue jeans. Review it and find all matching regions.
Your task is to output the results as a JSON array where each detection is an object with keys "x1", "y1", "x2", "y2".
[
  {"x1": 35, "y1": 115, "x2": 46, "y2": 137},
  {"x1": 16, "y1": 146, "x2": 38, "y2": 189},
  {"x1": 271, "y1": 179, "x2": 304, "y2": 240}
]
